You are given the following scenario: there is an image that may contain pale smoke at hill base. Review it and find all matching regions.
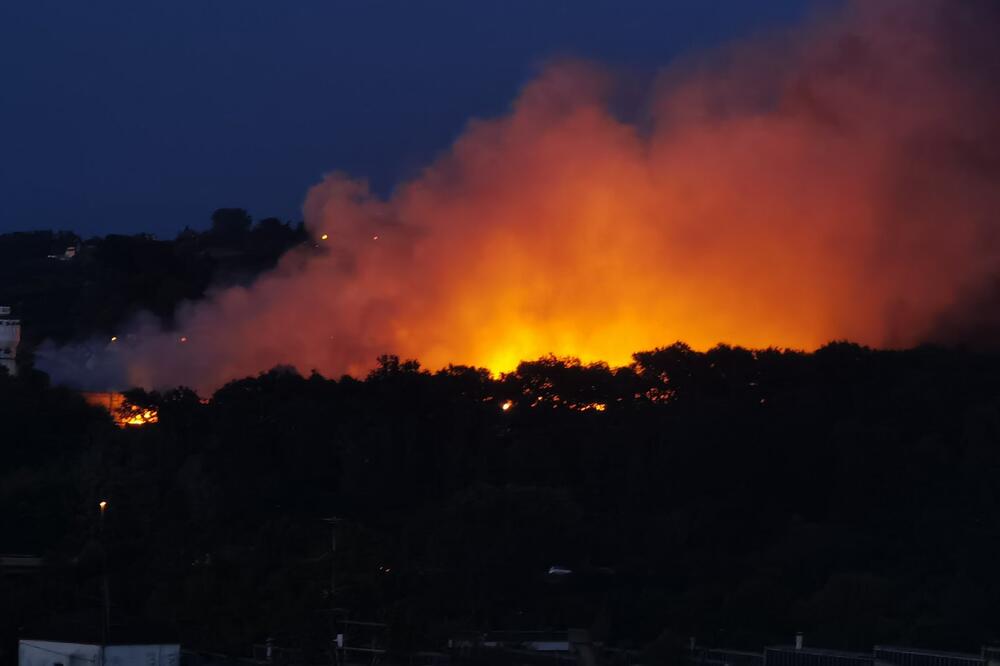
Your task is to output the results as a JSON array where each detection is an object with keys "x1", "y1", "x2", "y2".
[{"x1": 42, "y1": 0, "x2": 1000, "y2": 394}]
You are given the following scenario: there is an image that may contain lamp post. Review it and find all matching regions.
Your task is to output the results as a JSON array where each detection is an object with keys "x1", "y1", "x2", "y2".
[
  {"x1": 98, "y1": 500, "x2": 111, "y2": 647},
  {"x1": 322, "y1": 517, "x2": 342, "y2": 666}
]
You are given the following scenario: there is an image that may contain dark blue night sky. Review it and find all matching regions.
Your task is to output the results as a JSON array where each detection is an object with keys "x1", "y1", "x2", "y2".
[{"x1": 1, "y1": 1, "x2": 824, "y2": 237}]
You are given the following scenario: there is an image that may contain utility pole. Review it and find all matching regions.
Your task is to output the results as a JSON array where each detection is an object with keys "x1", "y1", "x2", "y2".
[
  {"x1": 326, "y1": 518, "x2": 337, "y2": 602},
  {"x1": 322, "y1": 517, "x2": 342, "y2": 666}
]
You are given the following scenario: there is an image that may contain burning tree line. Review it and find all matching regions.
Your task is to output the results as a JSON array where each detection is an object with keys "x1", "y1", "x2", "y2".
[
  {"x1": 3, "y1": 341, "x2": 1000, "y2": 661},
  {"x1": 15, "y1": 0, "x2": 1000, "y2": 395}
]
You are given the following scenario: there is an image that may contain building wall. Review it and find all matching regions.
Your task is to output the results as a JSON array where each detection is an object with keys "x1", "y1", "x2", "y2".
[
  {"x1": 19, "y1": 642, "x2": 180, "y2": 666},
  {"x1": 105, "y1": 645, "x2": 179, "y2": 666},
  {"x1": 0, "y1": 315, "x2": 20, "y2": 376},
  {"x1": 766, "y1": 648, "x2": 873, "y2": 666},
  {"x1": 873, "y1": 647, "x2": 982, "y2": 666},
  {"x1": 0, "y1": 318, "x2": 20, "y2": 354},
  {"x1": 19, "y1": 641, "x2": 101, "y2": 666}
]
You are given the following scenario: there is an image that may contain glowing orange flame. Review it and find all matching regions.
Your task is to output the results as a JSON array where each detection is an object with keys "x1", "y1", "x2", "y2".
[
  {"x1": 113, "y1": 2, "x2": 1000, "y2": 393},
  {"x1": 82, "y1": 392, "x2": 159, "y2": 427},
  {"x1": 120, "y1": 406, "x2": 159, "y2": 426}
]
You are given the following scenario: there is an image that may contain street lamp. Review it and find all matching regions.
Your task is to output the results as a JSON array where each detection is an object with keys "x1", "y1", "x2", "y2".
[{"x1": 97, "y1": 499, "x2": 111, "y2": 644}]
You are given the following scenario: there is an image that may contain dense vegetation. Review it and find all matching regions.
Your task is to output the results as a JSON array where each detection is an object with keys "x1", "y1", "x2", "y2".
[{"x1": 2, "y1": 342, "x2": 1000, "y2": 663}]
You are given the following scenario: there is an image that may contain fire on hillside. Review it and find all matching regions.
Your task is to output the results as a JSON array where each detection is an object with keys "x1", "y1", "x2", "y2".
[{"x1": 82, "y1": 391, "x2": 159, "y2": 427}]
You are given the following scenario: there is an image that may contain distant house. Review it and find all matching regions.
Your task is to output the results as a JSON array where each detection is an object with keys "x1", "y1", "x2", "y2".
[
  {"x1": 46, "y1": 245, "x2": 79, "y2": 261},
  {"x1": 0, "y1": 305, "x2": 21, "y2": 377},
  {"x1": 19, "y1": 641, "x2": 179, "y2": 666}
]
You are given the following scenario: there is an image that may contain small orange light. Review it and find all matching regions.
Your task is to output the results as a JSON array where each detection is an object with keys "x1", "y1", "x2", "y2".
[
  {"x1": 501, "y1": 400, "x2": 513, "y2": 412},
  {"x1": 320, "y1": 233, "x2": 329, "y2": 240}
]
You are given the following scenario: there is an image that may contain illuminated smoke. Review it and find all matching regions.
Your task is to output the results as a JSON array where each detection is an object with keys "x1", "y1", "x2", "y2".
[{"x1": 42, "y1": 0, "x2": 1000, "y2": 393}]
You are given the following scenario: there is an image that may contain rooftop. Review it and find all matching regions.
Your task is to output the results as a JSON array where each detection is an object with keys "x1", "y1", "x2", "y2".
[
  {"x1": 767, "y1": 646, "x2": 873, "y2": 659},
  {"x1": 874, "y1": 647, "x2": 983, "y2": 661},
  {"x1": 21, "y1": 639, "x2": 179, "y2": 648}
]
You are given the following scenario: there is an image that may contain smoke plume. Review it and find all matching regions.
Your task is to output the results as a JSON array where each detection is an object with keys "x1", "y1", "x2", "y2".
[{"x1": 42, "y1": 0, "x2": 1000, "y2": 393}]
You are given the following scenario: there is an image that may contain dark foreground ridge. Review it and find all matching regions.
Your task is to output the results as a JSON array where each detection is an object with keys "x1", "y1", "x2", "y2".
[{"x1": 2, "y1": 342, "x2": 1000, "y2": 662}]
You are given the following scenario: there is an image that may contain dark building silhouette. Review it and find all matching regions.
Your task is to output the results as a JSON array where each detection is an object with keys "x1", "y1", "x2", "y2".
[
  {"x1": 691, "y1": 639, "x2": 1000, "y2": 666},
  {"x1": 874, "y1": 646, "x2": 984, "y2": 666},
  {"x1": 764, "y1": 646, "x2": 873, "y2": 666},
  {"x1": 692, "y1": 647, "x2": 765, "y2": 666}
]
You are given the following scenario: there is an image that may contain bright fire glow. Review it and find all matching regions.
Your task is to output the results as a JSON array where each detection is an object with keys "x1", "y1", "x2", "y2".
[
  {"x1": 121, "y1": 406, "x2": 159, "y2": 426},
  {"x1": 101, "y1": 2, "x2": 1000, "y2": 394},
  {"x1": 82, "y1": 392, "x2": 159, "y2": 427}
]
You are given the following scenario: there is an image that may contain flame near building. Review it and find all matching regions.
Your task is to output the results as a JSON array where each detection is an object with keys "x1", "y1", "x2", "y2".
[{"x1": 40, "y1": 0, "x2": 1000, "y2": 394}]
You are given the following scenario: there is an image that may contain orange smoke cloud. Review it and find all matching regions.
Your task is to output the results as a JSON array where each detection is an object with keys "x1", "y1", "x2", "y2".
[{"x1": 94, "y1": 1, "x2": 1000, "y2": 391}]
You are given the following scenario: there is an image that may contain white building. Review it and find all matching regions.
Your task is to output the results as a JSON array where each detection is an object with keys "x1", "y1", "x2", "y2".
[
  {"x1": 19, "y1": 641, "x2": 179, "y2": 666},
  {"x1": 0, "y1": 305, "x2": 20, "y2": 377}
]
